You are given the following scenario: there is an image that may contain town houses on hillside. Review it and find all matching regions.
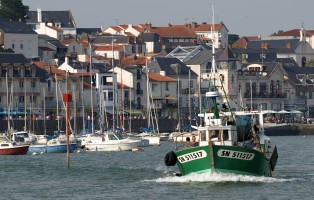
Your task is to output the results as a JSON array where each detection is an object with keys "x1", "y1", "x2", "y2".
[{"x1": 1, "y1": 7, "x2": 314, "y2": 131}]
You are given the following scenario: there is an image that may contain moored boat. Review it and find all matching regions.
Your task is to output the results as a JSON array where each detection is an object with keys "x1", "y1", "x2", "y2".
[
  {"x1": 28, "y1": 138, "x2": 77, "y2": 154},
  {"x1": 84, "y1": 132, "x2": 142, "y2": 152},
  {"x1": 0, "y1": 135, "x2": 29, "y2": 155}
]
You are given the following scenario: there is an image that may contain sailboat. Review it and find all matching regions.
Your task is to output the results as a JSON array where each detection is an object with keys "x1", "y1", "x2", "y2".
[
  {"x1": 164, "y1": 8, "x2": 278, "y2": 177},
  {"x1": 168, "y1": 69, "x2": 198, "y2": 142},
  {"x1": 0, "y1": 72, "x2": 29, "y2": 155},
  {"x1": 28, "y1": 73, "x2": 77, "y2": 154},
  {"x1": 81, "y1": 43, "x2": 142, "y2": 151},
  {"x1": 134, "y1": 63, "x2": 160, "y2": 146}
]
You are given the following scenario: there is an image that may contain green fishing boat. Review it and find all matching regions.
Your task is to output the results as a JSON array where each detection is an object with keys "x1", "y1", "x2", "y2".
[
  {"x1": 165, "y1": 92, "x2": 278, "y2": 177},
  {"x1": 164, "y1": 22, "x2": 278, "y2": 176}
]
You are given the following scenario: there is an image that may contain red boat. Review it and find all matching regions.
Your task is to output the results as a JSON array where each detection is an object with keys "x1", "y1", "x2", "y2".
[{"x1": 0, "y1": 135, "x2": 29, "y2": 155}]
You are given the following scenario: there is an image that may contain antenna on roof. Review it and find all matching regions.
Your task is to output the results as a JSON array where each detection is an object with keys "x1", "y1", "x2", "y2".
[{"x1": 114, "y1": 18, "x2": 119, "y2": 26}]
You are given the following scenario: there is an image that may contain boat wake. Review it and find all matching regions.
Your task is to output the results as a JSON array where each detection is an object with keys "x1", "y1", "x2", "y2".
[{"x1": 146, "y1": 172, "x2": 300, "y2": 183}]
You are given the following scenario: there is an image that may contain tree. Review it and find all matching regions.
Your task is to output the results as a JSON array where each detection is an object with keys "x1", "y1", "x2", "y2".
[
  {"x1": 305, "y1": 59, "x2": 314, "y2": 67},
  {"x1": 228, "y1": 34, "x2": 240, "y2": 45},
  {"x1": 0, "y1": 46, "x2": 14, "y2": 52},
  {"x1": 0, "y1": 0, "x2": 29, "y2": 22}
]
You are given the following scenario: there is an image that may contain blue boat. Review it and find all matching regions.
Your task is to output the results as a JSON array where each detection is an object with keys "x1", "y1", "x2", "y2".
[{"x1": 28, "y1": 139, "x2": 77, "y2": 154}]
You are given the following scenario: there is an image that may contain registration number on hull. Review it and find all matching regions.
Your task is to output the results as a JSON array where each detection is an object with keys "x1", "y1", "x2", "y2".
[
  {"x1": 177, "y1": 150, "x2": 207, "y2": 163},
  {"x1": 217, "y1": 149, "x2": 255, "y2": 160}
]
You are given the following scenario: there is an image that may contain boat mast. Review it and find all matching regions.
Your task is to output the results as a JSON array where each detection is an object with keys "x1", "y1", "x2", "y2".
[
  {"x1": 112, "y1": 36, "x2": 115, "y2": 133},
  {"x1": 56, "y1": 74, "x2": 60, "y2": 131},
  {"x1": 146, "y1": 61, "x2": 150, "y2": 130},
  {"x1": 24, "y1": 76, "x2": 27, "y2": 131},
  {"x1": 188, "y1": 70, "x2": 192, "y2": 129},
  {"x1": 6, "y1": 72, "x2": 10, "y2": 136},
  {"x1": 210, "y1": 5, "x2": 219, "y2": 120},
  {"x1": 89, "y1": 43, "x2": 94, "y2": 135},
  {"x1": 81, "y1": 71, "x2": 86, "y2": 131},
  {"x1": 43, "y1": 88, "x2": 46, "y2": 135}
]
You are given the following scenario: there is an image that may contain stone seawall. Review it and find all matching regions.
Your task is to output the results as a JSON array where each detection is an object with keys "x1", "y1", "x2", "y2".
[
  {"x1": 0, "y1": 118, "x2": 181, "y2": 134},
  {"x1": 1, "y1": 119, "x2": 313, "y2": 136},
  {"x1": 264, "y1": 124, "x2": 314, "y2": 136}
]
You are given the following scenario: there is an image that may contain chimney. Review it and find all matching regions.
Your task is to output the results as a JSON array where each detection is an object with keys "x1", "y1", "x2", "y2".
[
  {"x1": 192, "y1": 22, "x2": 197, "y2": 29},
  {"x1": 160, "y1": 71, "x2": 166, "y2": 76},
  {"x1": 286, "y1": 42, "x2": 291, "y2": 49},
  {"x1": 264, "y1": 42, "x2": 268, "y2": 49},
  {"x1": 37, "y1": 8, "x2": 42, "y2": 23},
  {"x1": 65, "y1": 56, "x2": 69, "y2": 64},
  {"x1": 260, "y1": 42, "x2": 264, "y2": 49}
]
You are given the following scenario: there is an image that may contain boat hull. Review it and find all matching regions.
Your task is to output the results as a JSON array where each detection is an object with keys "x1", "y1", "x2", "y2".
[
  {"x1": 28, "y1": 143, "x2": 77, "y2": 154},
  {"x1": 0, "y1": 145, "x2": 29, "y2": 155},
  {"x1": 85, "y1": 140, "x2": 142, "y2": 152},
  {"x1": 175, "y1": 145, "x2": 273, "y2": 177}
]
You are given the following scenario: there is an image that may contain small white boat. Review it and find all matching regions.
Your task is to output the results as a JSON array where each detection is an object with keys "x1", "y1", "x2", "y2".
[
  {"x1": 84, "y1": 132, "x2": 142, "y2": 152},
  {"x1": 168, "y1": 131, "x2": 198, "y2": 142},
  {"x1": 134, "y1": 132, "x2": 160, "y2": 146}
]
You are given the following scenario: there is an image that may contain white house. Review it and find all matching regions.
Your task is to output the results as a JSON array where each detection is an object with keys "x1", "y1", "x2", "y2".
[
  {"x1": 35, "y1": 23, "x2": 64, "y2": 40},
  {"x1": 0, "y1": 20, "x2": 38, "y2": 59}
]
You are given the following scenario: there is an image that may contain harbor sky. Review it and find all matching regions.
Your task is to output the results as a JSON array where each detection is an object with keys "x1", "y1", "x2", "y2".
[{"x1": 22, "y1": 0, "x2": 313, "y2": 37}]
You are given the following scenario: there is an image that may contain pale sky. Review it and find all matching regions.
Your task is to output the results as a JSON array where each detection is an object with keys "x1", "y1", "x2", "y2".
[{"x1": 22, "y1": 0, "x2": 313, "y2": 37}]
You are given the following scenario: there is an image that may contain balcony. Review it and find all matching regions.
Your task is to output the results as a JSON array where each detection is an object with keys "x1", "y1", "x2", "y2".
[
  {"x1": 162, "y1": 103, "x2": 178, "y2": 109},
  {"x1": 244, "y1": 91, "x2": 285, "y2": 99},
  {"x1": 237, "y1": 71, "x2": 268, "y2": 77},
  {"x1": 181, "y1": 88, "x2": 195, "y2": 94}
]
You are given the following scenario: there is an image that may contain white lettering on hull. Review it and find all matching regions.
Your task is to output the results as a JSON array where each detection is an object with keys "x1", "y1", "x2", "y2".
[
  {"x1": 217, "y1": 149, "x2": 255, "y2": 160},
  {"x1": 177, "y1": 150, "x2": 207, "y2": 163}
]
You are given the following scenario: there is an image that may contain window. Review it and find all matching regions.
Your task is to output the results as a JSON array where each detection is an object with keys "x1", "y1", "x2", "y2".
[
  {"x1": 48, "y1": 80, "x2": 51, "y2": 92},
  {"x1": 31, "y1": 81, "x2": 36, "y2": 88},
  {"x1": 20, "y1": 43, "x2": 24, "y2": 49},
  {"x1": 165, "y1": 82, "x2": 169, "y2": 90},
  {"x1": 19, "y1": 69, "x2": 24, "y2": 76},
  {"x1": 19, "y1": 96, "x2": 24, "y2": 103},
  {"x1": 108, "y1": 91, "x2": 113, "y2": 101},
  {"x1": 152, "y1": 83, "x2": 157, "y2": 91},
  {"x1": 28, "y1": 40, "x2": 32, "y2": 50},
  {"x1": 19, "y1": 81, "x2": 24, "y2": 88}
]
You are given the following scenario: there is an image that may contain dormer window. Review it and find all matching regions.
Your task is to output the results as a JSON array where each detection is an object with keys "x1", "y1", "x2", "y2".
[
  {"x1": 30, "y1": 68, "x2": 35, "y2": 77},
  {"x1": 19, "y1": 68, "x2": 24, "y2": 77},
  {"x1": 8, "y1": 67, "x2": 12, "y2": 77},
  {"x1": 247, "y1": 64, "x2": 262, "y2": 71}
]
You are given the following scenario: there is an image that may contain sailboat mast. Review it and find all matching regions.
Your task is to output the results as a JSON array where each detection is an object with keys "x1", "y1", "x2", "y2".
[
  {"x1": 24, "y1": 77, "x2": 27, "y2": 131},
  {"x1": 189, "y1": 70, "x2": 191, "y2": 128},
  {"x1": 89, "y1": 43, "x2": 94, "y2": 135},
  {"x1": 177, "y1": 72, "x2": 181, "y2": 133},
  {"x1": 81, "y1": 72, "x2": 85, "y2": 131},
  {"x1": 112, "y1": 36, "x2": 115, "y2": 133},
  {"x1": 6, "y1": 72, "x2": 10, "y2": 134},
  {"x1": 43, "y1": 88, "x2": 46, "y2": 135},
  {"x1": 129, "y1": 79, "x2": 132, "y2": 133},
  {"x1": 56, "y1": 74, "x2": 60, "y2": 131},
  {"x1": 146, "y1": 61, "x2": 150, "y2": 129}
]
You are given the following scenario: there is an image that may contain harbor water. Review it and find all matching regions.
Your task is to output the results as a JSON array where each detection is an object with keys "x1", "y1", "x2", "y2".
[{"x1": 1, "y1": 136, "x2": 314, "y2": 200}]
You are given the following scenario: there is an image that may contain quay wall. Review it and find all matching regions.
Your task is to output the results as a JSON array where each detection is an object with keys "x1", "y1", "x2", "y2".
[{"x1": 0, "y1": 119, "x2": 313, "y2": 136}]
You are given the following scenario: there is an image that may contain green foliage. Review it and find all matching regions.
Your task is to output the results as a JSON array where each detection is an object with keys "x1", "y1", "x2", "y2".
[
  {"x1": 0, "y1": 0, "x2": 29, "y2": 22},
  {"x1": 0, "y1": 46, "x2": 14, "y2": 52},
  {"x1": 305, "y1": 59, "x2": 314, "y2": 67},
  {"x1": 228, "y1": 34, "x2": 239, "y2": 45},
  {"x1": 270, "y1": 30, "x2": 284, "y2": 36}
]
